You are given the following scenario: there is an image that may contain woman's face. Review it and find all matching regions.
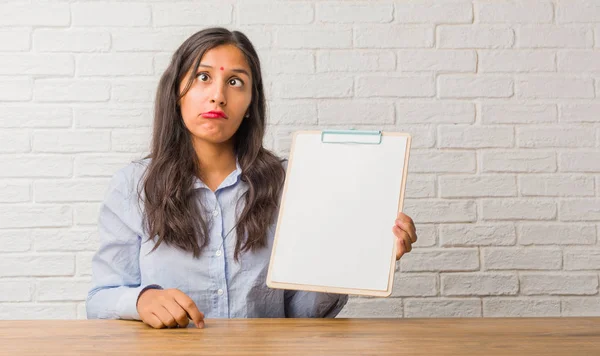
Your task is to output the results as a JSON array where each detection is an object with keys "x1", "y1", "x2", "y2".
[{"x1": 178, "y1": 44, "x2": 253, "y2": 146}]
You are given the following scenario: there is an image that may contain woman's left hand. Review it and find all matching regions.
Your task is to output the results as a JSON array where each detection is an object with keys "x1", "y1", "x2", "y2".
[{"x1": 393, "y1": 212, "x2": 417, "y2": 260}]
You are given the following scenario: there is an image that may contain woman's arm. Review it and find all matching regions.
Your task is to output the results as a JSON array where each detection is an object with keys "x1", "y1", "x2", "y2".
[
  {"x1": 284, "y1": 290, "x2": 349, "y2": 318},
  {"x1": 86, "y1": 167, "x2": 162, "y2": 320}
]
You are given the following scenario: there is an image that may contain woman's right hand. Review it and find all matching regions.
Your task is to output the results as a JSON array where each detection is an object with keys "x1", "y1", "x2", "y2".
[{"x1": 136, "y1": 288, "x2": 205, "y2": 329}]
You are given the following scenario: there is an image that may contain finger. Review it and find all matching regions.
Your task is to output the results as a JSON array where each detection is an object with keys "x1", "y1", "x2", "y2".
[
  {"x1": 395, "y1": 232, "x2": 406, "y2": 260},
  {"x1": 402, "y1": 233, "x2": 413, "y2": 253},
  {"x1": 394, "y1": 226, "x2": 412, "y2": 253},
  {"x1": 395, "y1": 219, "x2": 417, "y2": 243},
  {"x1": 163, "y1": 299, "x2": 191, "y2": 328},
  {"x1": 154, "y1": 305, "x2": 178, "y2": 328},
  {"x1": 172, "y1": 290, "x2": 205, "y2": 328},
  {"x1": 146, "y1": 312, "x2": 166, "y2": 329}
]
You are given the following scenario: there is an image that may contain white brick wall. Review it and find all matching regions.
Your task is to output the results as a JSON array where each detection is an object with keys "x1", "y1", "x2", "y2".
[{"x1": 1, "y1": 0, "x2": 599, "y2": 320}]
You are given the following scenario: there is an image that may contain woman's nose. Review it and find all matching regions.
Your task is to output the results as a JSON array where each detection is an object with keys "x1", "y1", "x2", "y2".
[{"x1": 210, "y1": 84, "x2": 226, "y2": 106}]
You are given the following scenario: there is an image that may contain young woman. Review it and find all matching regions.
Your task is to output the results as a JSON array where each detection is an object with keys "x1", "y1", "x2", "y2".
[{"x1": 86, "y1": 27, "x2": 418, "y2": 329}]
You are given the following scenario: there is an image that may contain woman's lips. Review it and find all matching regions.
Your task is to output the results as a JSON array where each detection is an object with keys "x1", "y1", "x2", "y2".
[{"x1": 201, "y1": 111, "x2": 227, "y2": 119}]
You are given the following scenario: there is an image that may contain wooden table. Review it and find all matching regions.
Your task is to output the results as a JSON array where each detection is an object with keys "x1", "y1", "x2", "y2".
[{"x1": 1, "y1": 318, "x2": 599, "y2": 355}]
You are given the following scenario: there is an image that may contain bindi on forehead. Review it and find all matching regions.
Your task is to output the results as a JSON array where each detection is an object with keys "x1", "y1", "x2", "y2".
[{"x1": 220, "y1": 66, "x2": 224, "y2": 70}]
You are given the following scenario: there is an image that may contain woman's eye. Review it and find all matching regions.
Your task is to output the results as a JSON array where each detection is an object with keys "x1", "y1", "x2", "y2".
[
  {"x1": 229, "y1": 78, "x2": 243, "y2": 87},
  {"x1": 197, "y1": 73, "x2": 209, "y2": 82}
]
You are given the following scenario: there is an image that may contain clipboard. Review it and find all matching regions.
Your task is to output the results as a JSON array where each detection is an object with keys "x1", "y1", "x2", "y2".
[{"x1": 266, "y1": 130, "x2": 411, "y2": 297}]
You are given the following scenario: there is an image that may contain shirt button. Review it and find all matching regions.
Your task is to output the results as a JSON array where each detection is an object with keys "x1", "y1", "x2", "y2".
[
  {"x1": 212, "y1": 210, "x2": 219, "y2": 217},
  {"x1": 217, "y1": 289, "x2": 224, "y2": 296},
  {"x1": 215, "y1": 250, "x2": 222, "y2": 257}
]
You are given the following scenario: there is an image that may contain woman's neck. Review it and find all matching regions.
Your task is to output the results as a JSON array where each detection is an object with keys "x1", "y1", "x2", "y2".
[{"x1": 193, "y1": 139, "x2": 237, "y2": 191}]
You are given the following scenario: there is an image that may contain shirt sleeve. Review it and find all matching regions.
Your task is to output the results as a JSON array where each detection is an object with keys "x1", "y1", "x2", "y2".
[
  {"x1": 86, "y1": 167, "x2": 162, "y2": 321},
  {"x1": 284, "y1": 290, "x2": 349, "y2": 318}
]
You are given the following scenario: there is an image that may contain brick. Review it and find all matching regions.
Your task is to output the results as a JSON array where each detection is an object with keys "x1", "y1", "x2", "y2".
[
  {"x1": 317, "y1": 100, "x2": 393, "y2": 125},
  {"x1": 0, "y1": 3, "x2": 69, "y2": 26},
  {"x1": 234, "y1": 26, "x2": 272, "y2": 49},
  {"x1": 0, "y1": 78, "x2": 32, "y2": 101},
  {"x1": 260, "y1": 50, "x2": 314, "y2": 74},
  {"x1": 111, "y1": 128, "x2": 151, "y2": 152},
  {"x1": 275, "y1": 26, "x2": 352, "y2": 49},
  {"x1": 412, "y1": 224, "x2": 437, "y2": 248},
  {"x1": 517, "y1": 127, "x2": 594, "y2": 148},
  {"x1": 0, "y1": 106, "x2": 71, "y2": 128},
  {"x1": 482, "y1": 104, "x2": 556, "y2": 124},
  {"x1": 0, "y1": 155, "x2": 72, "y2": 178},
  {"x1": 440, "y1": 175, "x2": 516, "y2": 198},
  {"x1": 557, "y1": 0, "x2": 600, "y2": 23},
  {"x1": 484, "y1": 298, "x2": 560, "y2": 317},
  {"x1": 481, "y1": 151, "x2": 556, "y2": 173},
  {"x1": 442, "y1": 273, "x2": 518, "y2": 296},
  {"x1": 517, "y1": 26, "x2": 593, "y2": 48},
  {"x1": 0, "y1": 303, "x2": 76, "y2": 320},
  {"x1": 518, "y1": 223, "x2": 596, "y2": 245},
  {"x1": 318, "y1": 2, "x2": 392, "y2": 23},
  {"x1": 266, "y1": 100, "x2": 317, "y2": 125},
  {"x1": 111, "y1": 79, "x2": 157, "y2": 103},
  {"x1": 317, "y1": 51, "x2": 395, "y2": 72},
  {"x1": 558, "y1": 51, "x2": 600, "y2": 72},
  {"x1": 356, "y1": 25, "x2": 433, "y2": 48},
  {"x1": 560, "y1": 152, "x2": 600, "y2": 172},
  {"x1": 33, "y1": 229, "x2": 98, "y2": 252},
  {"x1": 396, "y1": 102, "x2": 475, "y2": 124},
  {"x1": 76, "y1": 252, "x2": 94, "y2": 277},
  {"x1": 153, "y1": 3, "x2": 231, "y2": 26},
  {"x1": 0, "y1": 254, "x2": 74, "y2": 277},
  {"x1": 400, "y1": 248, "x2": 479, "y2": 272},
  {"x1": 0, "y1": 130, "x2": 30, "y2": 153},
  {"x1": 561, "y1": 103, "x2": 600, "y2": 123},
  {"x1": 404, "y1": 199, "x2": 477, "y2": 224},
  {"x1": 0, "y1": 29, "x2": 30, "y2": 51},
  {"x1": 112, "y1": 29, "x2": 195, "y2": 53},
  {"x1": 337, "y1": 298, "x2": 402, "y2": 318},
  {"x1": 392, "y1": 273, "x2": 437, "y2": 297},
  {"x1": 0, "y1": 205, "x2": 71, "y2": 228},
  {"x1": 77, "y1": 54, "x2": 153, "y2": 76},
  {"x1": 395, "y1": 126, "x2": 435, "y2": 149},
  {"x1": 74, "y1": 203, "x2": 101, "y2": 226},
  {"x1": 34, "y1": 29, "x2": 110, "y2": 53},
  {"x1": 395, "y1": 2, "x2": 472, "y2": 24},
  {"x1": 404, "y1": 298, "x2": 481, "y2": 318},
  {"x1": 0, "y1": 281, "x2": 33, "y2": 302},
  {"x1": 438, "y1": 75, "x2": 513, "y2": 98},
  {"x1": 357, "y1": 75, "x2": 434, "y2": 97},
  {"x1": 517, "y1": 76, "x2": 595, "y2": 98},
  {"x1": 74, "y1": 154, "x2": 140, "y2": 178},
  {"x1": 439, "y1": 125, "x2": 513, "y2": 148},
  {"x1": 519, "y1": 175, "x2": 594, "y2": 196},
  {"x1": 564, "y1": 249, "x2": 600, "y2": 271},
  {"x1": 479, "y1": 50, "x2": 555, "y2": 72},
  {"x1": 0, "y1": 180, "x2": 30, "y2": 203},
  {"x1": 438, "y1": 26, "x2": 514, "y2": 49},
  {"x1": 37, "y1": 279, "x2": 90, "y2": 302},
  {"x1": 240, "y1": 2, "x2": 312, "y2": 24},
  {"x1": 410, "y1": 150, "x2": 476, "y2": 173},
  {"x1": 405, "y1": 175, "x2": 436, "y2": 199},
  {"x1": 74, "y1": 108, "x2": 152, "y2": 128},
  {"x1": 521, "y1": 273, "x2": 598, "y2": 295},
  {"x1": 272, "y1": 74, "x2": 352, "y2": 98},
  {"x1": 476, "y1": 1, "x2": 553, "y2": 23},
  {"x1": 33, "y1": 130, "x2": 110, "y2": 153},
  {"x1": 483, "y1": 247, "x2": 562, "y2": 270},
  {"x1": 397, "y1": 50, "x2": 475, "y2": 72},
  {"x1": 560, "y1": 199, "x2": 600, "y2": 221},
  {"x1": 35, "y1": 80, "x2": 110, "y2": 102},
  {"x1": 481, "y1": 199, "x2": 556, "y2": 221},
  {"x1": 0, "y1": 54, "x2": 72, "y2": 76},
  {"x1": 34, "y1": 179, "x2": 109, "y2": 203},
  {"x1": 0, "y1": 230, "x2": 32, "y2": 252},
  {"x1": 72, "y1": 3, "x2": 151, "y2": 27},
  {"x1": 440, "y1": 223, "x2": 516, "y2": 247},
  {"x1": 562, "y1": 298, "x2": 600, "y2": 316}
]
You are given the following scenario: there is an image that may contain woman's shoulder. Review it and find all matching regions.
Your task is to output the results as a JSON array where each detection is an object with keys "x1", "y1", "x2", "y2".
[{"x1": 107, "y1": 157, "x2": 151, "y2": 198}]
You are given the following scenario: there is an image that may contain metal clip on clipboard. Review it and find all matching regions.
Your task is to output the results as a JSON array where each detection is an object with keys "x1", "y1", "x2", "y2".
[{"x1": 320, "y1": 129, "x2": 382, "y2": 145}]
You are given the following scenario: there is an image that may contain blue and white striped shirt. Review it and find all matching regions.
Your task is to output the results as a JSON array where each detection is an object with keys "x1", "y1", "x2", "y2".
[{"x1": 86, "y1": 158, "x2": 348, "y2": 323}]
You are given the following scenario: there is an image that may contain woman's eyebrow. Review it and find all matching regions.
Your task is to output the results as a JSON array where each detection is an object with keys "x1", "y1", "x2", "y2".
[{"x1": 198, "y1": 63, "x2": 250, "y2": 77}]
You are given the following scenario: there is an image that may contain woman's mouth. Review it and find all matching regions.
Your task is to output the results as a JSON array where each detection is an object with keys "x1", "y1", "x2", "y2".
[{"x1": 201, "y1": 110, "x2": 227, "y2": 119}]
